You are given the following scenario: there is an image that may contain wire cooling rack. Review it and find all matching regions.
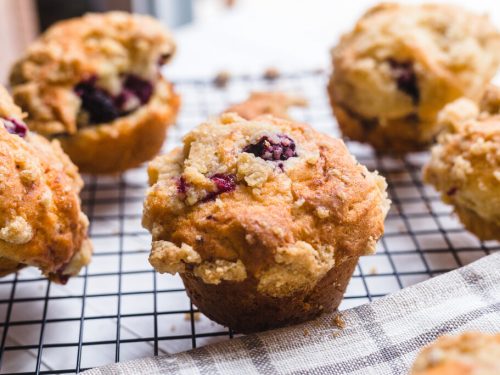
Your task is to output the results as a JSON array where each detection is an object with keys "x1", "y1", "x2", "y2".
[{"x1": 0, "y1": 71, "x2": 499, "y2": 374}]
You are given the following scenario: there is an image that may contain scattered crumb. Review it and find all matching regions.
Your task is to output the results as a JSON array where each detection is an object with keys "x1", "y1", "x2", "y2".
[
  {"x1": 369, "y1": 265, "x2": 378, "y2": 275},
  {"x1": 263, "y1": 67, "x2": 280, "y2": 80},
  {"x1": 214, "y1": 71, "x2": 231, "y2": 88},
  {"x1": 303, "y1": 328, "x2": 310, "y2": 337},
  {"x1": 224, "y1": 0, "x2": 236, "y2": 7},
  {"x1": 331, "y1": 313, "x2": 346, "y2": 329},
  {"x1": 184, "y1": 312, "x2": 201, "y2": 321}
]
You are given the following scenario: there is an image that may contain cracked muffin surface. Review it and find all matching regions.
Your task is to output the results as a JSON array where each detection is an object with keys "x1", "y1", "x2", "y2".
[
  {"x1": 10, "y1": 11, "x2": 180, "y2": 174},
  {"x1": 0, "y1": 85, "x2": 92, "y2": 283},
  {"x1": 411, "y1": 332, "x2": 500, "y2": 375},
  {"x1": 143, "y1": 113, "x2": 389, "y2": 332},
  {"x1": 328, "y1": 3, "x2": 500, "y2": 153},
  {"x1": 423, "y1": 86, "x2": 500, "y2": 241}
]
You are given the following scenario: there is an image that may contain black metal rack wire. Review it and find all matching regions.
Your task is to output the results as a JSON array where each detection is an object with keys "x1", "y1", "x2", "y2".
[{"x1": 0, "y1": 72, "x2": 498, "y2": 374}]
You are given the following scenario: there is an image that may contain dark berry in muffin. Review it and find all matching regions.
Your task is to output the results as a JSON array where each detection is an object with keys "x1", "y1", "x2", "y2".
[
  {"x1": 2, "y1": 118, "x2": 28, "y2": 138},
  {"x1": 243, "y1": 134, "x2": 297, "y2": 161},
  {"x1": 388, "y1": 59, "x2": 420, "y2": 104}
]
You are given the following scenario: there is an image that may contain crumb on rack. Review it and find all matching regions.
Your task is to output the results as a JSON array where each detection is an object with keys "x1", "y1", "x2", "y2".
[
  {"x1": 184, "y1": 312, "x2": 201, "y2": 321},
  {"x1": 369, "y1": 265, "x2": 378, "y2": 275},
  {"x1": 303, "y1": 328, "x2": 310, "y2": 337},
  {"x1": 331, "y1": 313, "x2": 346, "y2": 329},
  {"x1": 214, "y1": 71, "x2": 231, "y2": 88},
  {"x1": 263, "y1": 67, "x2": 280, "y2": 80}
]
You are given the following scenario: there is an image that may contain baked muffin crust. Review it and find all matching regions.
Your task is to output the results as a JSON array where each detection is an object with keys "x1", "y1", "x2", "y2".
[
  {"x1": 423, "y1": 86, "x2": 500, "y2": 241},
  {"x1": 411, "y1": 332, "x2": 500, "y2": 375},
  {"x1": 143, "y1": 113, "x2": 389, "y2": 332},
  {"x1": 0, "y1": 86, "x2": 91, "y2": 282},
  {"x1": 10, "y1": 11, "x2": 179, "y2": 174},
  {"x1": 224, "y1": 92, "x2": 307, "y2": 120},
  {"x1": 328, "y1": 3, "x2": 500, "y2": 153}
]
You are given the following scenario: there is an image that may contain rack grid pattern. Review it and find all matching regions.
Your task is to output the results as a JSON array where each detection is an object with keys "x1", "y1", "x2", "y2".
[{"x1": 0, "y1": 72, "x2": 498, "y2": 374}]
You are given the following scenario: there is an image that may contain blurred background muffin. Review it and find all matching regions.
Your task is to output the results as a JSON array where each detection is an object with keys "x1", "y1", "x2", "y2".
[
  {"x1": 328, "y1": 3, "x2": 500, "y2": 153},
  {"x1": 224, "y1": 92, "x2": 307, "y2": 120},
  {"x1": 423, "y1": 86, "x2": 500, "y2": 241},
  {"x1": 9, "y1": 11, "x2": 179, "y2": 174}
]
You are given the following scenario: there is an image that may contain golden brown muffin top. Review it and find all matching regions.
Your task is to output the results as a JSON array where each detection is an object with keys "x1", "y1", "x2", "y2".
[
  {"x1": 0, "y1": 85, "x2": 91, "y2": 282},
  {"x1": 11, "y1": 11, "x2": 175, "y2": 86},
  {"x1": 10, "y1": 11, "x2": 176, "y2": 136},
  {"x1": 411, "y1": 332, "x2": 500, "y2": 375},
  {"x1": 423, "y1": 86, "x2": 500, "y2": 229},
  {"x1": 143, "y1": 114, "x2": 389, "y2": 297}
]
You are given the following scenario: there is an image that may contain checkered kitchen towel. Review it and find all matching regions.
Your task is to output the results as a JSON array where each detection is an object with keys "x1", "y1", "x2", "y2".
[{"x1": 83, "y1": 252, "x2": 500, "y2": 375}]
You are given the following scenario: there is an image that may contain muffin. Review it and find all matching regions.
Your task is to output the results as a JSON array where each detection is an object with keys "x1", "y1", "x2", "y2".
[
  {"x1": 328, "y1": 3, "x2": 500, "y2": 153},
  {"x1": 423, "y1": 87, "x2": 500, "y2": 241},
  {"x1": 411, "y1": 332, "x2": 500, "y2": 375},
  {"x1": 143, "y1": 113, "x2": 389, "y2": 333},
  {"x1": 224, "y1": 92, "x2": 307, "y2": 120},
  {"x1": 10, "y1": 11, "x2": 180, "y2": 174},
  {"x1": 0, "y1": 86, "x2": 92, "y2": 283}
]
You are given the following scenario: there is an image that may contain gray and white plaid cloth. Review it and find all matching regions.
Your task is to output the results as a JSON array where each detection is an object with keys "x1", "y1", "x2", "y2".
[{"x1": 83, "y1": 252, "x2": 500, "y2": 375}]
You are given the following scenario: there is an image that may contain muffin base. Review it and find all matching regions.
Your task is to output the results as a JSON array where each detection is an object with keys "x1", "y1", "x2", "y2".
[
  {"x1": 454, "y1": 205, "x2": 500, "y2": 242},
  {"x1": 180, "y1": 255, "x2": 359, "y2": 333},
  {"x1": 328, "y1": 84, "x2": 436, "y2": 154},
  {"x1": 59, "y1": 79, "x2": 180, "y2": 174},
  {"x1": 0, "y1": 257, "x2": 25, "y2": 277}
]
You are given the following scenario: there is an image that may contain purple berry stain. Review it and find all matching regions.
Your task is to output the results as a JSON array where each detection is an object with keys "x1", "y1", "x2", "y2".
[
  {"x1": 176, "y1": 176, "x2": 188, "y2": 195},
  {"x1": 74, "y1": 77, "x2": 119, "y2": 124},
  {"x1": 2, "y1": 118, "x2": 28, "y2": 138},
  {"x1": 121, "y1": 74, "x2": 153, "y2": 105},
  {"x1": 446, "y1": 187, "x2": 458, "y2": 196},
  {"x1": 211, "y1": 174, "x2": 236, "y2": 193},
  {"x1": 243, "y1": 134, "x2": 297, "y2": 162},
  {"x1": 203, "y1": 174, "x2": 237, "y2": 202},
  {"x1": 74, "y1": 74, "x2": 153, "y2": 126},
  {"x1": 157, "y1": 53, "x2": 171, "y2": 66},
  {"x1": 388, "y1": 59, "x2": 420, "y2": 104}
]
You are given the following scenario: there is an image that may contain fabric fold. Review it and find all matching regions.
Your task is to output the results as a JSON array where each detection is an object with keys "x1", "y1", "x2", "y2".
[{"x1": 83, "y1": 252, "x2": 500, "y2": 375}]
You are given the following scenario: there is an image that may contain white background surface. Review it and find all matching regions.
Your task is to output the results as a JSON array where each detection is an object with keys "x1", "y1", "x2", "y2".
[{"x1": 168, "y1": 0, "x2": 500, "y2": 80}]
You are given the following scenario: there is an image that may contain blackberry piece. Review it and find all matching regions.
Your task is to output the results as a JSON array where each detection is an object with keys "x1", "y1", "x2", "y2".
[
  {"x1": 74, "y1": 78, "x2": 119, "y2": 124},
  {"x1": 2, "y1": 118, "x2": 28, "y2": 138},
  {"x1": 388, "y1": 59, "x2": 420, "y2": 104},
  {"x1": 243, "y1": 134, "x2": 297, "y2": 161},
  {"x1": 203, "y1": 174, "x2": 237, "y2": 202}
]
